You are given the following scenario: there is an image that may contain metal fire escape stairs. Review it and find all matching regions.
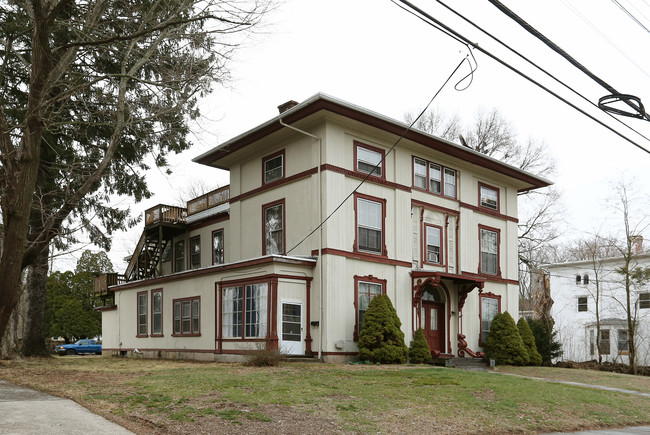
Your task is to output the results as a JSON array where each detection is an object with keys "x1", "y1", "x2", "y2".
[{"x1": 125, "y1": 230, "x2": 168, "y2": 281}]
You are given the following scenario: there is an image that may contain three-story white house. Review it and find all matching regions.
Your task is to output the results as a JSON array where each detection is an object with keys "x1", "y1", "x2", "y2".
[{"x1": 96, "y1": 94, "x2": 550, "y2": 362}]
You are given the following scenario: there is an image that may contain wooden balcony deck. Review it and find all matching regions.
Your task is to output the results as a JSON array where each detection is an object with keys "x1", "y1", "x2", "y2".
[
  {"x1": 144, "y1": 204, "x2": 187, "y2": 226},
  {"x1": 186, "y1": 185, "x2": 230, "y2": 217},
  {"x1": 94, "y1": 273, "x2": 125, "y2": 296}
]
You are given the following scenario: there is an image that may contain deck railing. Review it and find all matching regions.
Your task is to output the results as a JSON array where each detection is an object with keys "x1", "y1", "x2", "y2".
[
  {"x1": 94, "y1": 273, "x2": 126, "y2": 295},
  {"x1": 186, "y1": 185, "x2": 230, "y2": 217},
  {"x1": 144, "y1": 204, "x2": 187, "y2": 226}
]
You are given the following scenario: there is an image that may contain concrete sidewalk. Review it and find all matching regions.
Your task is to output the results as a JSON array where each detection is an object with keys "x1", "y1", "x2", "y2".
[{"x1": 0, "y1": 380, "x2": 133, "y2": 434}]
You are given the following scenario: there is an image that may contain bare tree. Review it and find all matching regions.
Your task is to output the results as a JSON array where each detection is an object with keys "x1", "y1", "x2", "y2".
[{"x1": 0, "y1": 0, "x2": 270, "y2": 351}]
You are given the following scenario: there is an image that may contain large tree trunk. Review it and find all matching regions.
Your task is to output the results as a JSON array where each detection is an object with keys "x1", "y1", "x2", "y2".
[{"x1": 21, "y1": 245, "x2": 50, "y2": 356}]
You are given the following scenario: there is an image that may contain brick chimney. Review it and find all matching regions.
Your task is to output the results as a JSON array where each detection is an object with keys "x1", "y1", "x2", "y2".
[
  {"x1": 630, "y1": 235, "x2": 644, "y2": 255},
  {"x1": 278, "y1": 100, "x2": 299, "y2": 114}
]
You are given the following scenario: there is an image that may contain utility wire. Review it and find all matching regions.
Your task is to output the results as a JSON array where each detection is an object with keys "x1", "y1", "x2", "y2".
[
  {"x1": 285, "y1": 54, "x2": 473, "y2": 255},
  {"x1": 486, "y1": 0, "x2": 650, "y2": 122},
  {"x1": 433, "y1": 0, "x2": 650, "y2": 149},
  {"x1": 394, "y1": 0, "x2": 650, "y2": 156},
  {"x1": 611, "y1": 0, "x2": 650, "y2": 34}
]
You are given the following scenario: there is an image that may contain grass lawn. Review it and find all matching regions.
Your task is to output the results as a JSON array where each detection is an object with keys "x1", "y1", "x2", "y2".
[{"x1": 1, "y1": 357, "x2": 650, "y2": 434}]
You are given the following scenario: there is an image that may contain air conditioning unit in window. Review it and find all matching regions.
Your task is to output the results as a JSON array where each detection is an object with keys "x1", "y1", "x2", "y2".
[{"x1": 427, "y1": 253, "x2": 439, "y2": 263}]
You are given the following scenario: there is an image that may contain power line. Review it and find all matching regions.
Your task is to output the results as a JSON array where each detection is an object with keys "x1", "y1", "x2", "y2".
[
  {"x1": 610, "y1": 0, "x2": 650, "y2": 34},
  {"x1": 285, "y1": 54, "x2": 473, "y2": 255},
  {"x1": 393, "y1": 0, "x2": 650, "y2": 156}
]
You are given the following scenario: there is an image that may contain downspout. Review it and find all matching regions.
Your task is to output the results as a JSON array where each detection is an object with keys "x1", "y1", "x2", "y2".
[{"x1": 278, "y1": 119, "x2": 323, "y2": 360}]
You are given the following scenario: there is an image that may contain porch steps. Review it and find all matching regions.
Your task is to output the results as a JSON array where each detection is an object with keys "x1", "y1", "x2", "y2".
[
  {"x1": 435, "y1": 357, "x2": 493, "y2": 371},
  {"x1": 283, "y1": 355, "x2": 322, "y2": 363}
]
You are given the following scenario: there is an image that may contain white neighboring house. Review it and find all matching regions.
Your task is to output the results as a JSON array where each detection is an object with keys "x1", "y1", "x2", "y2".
[
  {"x1": 94, "y1": 93, "x2": 550, "y2": 363},
  {"x1": 543, "y1": 244, "x2": 650, "y2": 366}
]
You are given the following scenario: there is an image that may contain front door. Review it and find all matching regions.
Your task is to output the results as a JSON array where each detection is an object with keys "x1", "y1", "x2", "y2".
[
  {"x1": 423, "y1": 301, "x2": 445, "y2": 353},
  {"x1": 280, "y1": 302, "x2": 303, "y2": 355}
]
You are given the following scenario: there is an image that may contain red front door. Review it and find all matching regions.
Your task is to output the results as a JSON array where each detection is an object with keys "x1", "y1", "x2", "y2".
[{"x1": 423, "y1": 301, "x2": 445, "y2": 353}]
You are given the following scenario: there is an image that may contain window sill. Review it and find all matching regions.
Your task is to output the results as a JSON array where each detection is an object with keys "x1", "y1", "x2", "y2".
[
  {"x1": 136, "y1": 334, "x2": 148, "y2": 338},
  {"x1": 150, "y1": 334, "x2": 164, "y2": 338},
  {"x1": 172, "y1": 333, "x2": 201, "y2": 337}
]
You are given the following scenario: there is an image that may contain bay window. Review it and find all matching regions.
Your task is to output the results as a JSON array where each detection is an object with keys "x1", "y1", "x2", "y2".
[{"x1": 222, "y1": 283, "x2": 268, "y2": 339}]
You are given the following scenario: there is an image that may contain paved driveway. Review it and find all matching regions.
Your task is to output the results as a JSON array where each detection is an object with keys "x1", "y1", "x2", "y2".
[{"x1": 0, "y1": 380, "x2": 133, "y2": 434}]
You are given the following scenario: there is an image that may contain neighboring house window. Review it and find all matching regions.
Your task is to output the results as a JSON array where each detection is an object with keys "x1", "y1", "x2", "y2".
[
  {"x1": 576, "y1": 274, "x2": 581, "y2": 284},
  {"x1": 411, "y1": 157, "x2": 457, "y2": 199},
  {"x1": 174, "y1": 240, "x2": 185, "y2": 272},
  {"x1": 413, "y1": 158, "x2": 427, "y2": 189},
  {"x1": 190, "y1": 236, "x2": 201, "y2": 269},
  {"x1": 212, "y1": 229, "x2": 225, "y2": 265},
  {"x1": 479, "y1": 226, "x2": 499, "y2": 276},
  {"x1": 355, "y1": 142, "x2": 384, "y2": 178},
  {"x1": 263, "y1": 200, "x2": 284, "y2": 255},
  {"x1": 480, "y1": 293, "x2": 501, "y2": 346},
  {"x1": 355, "y1": 194, "x2": 385, "y2": 255},
  {"x1": 640, "y1": 293, "x2": 650, "y2": 309},
  {"x1": 151, "y1": 289, "x2": 163, "y2": 336},
  {"x1": 222, "y1": 283, "x2": 268, "y2": 339},
  {"x1": 577, "y1": 296, "x2": 588, "y2": 312},
  {"x1": 599, "y1": 329, "x2": 610, "y2": 355},
  {"x1": 583, "y1": 273, "x2": 589, "y2": 285},
  {"x1": 479, "y1": 183, "x2": 499, "y2": 211},
  {"x1": 618, "y1": 329, "x2": 629, "y2": 353},
  {"x1": 137, "y1": 291, "x2": 147, "y2": 337},
  {"x1": 263, "y1": 150, "x2": 284, "y2": 184},
  {"x1": 589, "y1": 330, "x2": 595, "y2": 356},
  {"x1": 354, "y1": 275, "x2": 386, "y2": 340},
  {"x1": 424, "y1": 224, "x2": 442, "y2": 265},
  {"x1": 173, "y1": 296, "x2": 200, "y2": 336}
]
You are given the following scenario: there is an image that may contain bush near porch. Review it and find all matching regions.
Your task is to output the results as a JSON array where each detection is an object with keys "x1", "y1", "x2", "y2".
[{"x1": 357, "y1": 294, "x2": 408, "y2": 364}]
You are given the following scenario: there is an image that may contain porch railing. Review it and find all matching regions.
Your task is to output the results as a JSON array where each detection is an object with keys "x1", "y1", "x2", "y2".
[
  {"x1": 144, "y1": 204, "x2": 187, "y2": 226},
  {"x1": 186, "y1": 185, "x2": 230, "y2": 217}
]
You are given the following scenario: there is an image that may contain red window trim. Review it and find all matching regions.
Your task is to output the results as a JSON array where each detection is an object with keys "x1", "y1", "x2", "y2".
[
  {"x1": 212, "y1": 228, "x2": 225, "y2": 265},
  {"x1": 262, "y1": 198, "x2": 286, "y2": 256},
  {"x1": 189, "y1": 235, "x2": 201, "y2": 270},
  {"x1": 150, "y1": 288, "x2": 164, "y2": 337},
  {"x1": 172, "y1": 295, "x2": 201, "y2": 337},
  {"x1": 411, "y1": 155, "x2": 458, "y2": 199},
  {"x1": 422, "y1": 223, "x2": 444, "y2": 266},
  {"x1": 354, "y1": 141, "x2": 386, "y2": 180},
  {"x1": 353, "y1": 275, "x2": 387, "y2": 341},
  {"x1": 479, "y1": 292, "x2": 501, "y2": 347},
  {"x1": 478, "y1": 224, "x2": 501, "y2": 277},
  {"x1": 478, "y1": 182, "x2": 500, "y2": 213},
  {"x1": 136, "y1": 291, "x2": 148, "y2": 337},
  {"x1": 262, "y1": 149, "x2": 285, "y2": 185},
  {"x1": 353, "y1": 192, "x2": 387, "y2": 257},
  {"x1": 217, "y1": 277, "x2": 274, "y2": 342}
]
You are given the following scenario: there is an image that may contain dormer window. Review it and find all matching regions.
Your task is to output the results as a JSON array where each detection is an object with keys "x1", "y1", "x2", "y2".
[
  {"x1": 355, "y1": 142, "x2": 384, "y2": 178},
  {"x1": 263, "y1": 151, "x2": 284, "y2": 184}
]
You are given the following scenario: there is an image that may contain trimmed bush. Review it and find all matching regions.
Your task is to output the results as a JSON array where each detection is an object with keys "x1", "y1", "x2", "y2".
[
  {"x1": 517, "y1": 317, "x2": 542, "y2": 366},
  {"x1": 409, "y1": 328, "x2": 431, "y2": 364},
  {"x1": 358, "y1": 295, "x2": 408, "y2": 364},
  {"x1": 484, "y1": 311, "x2": 529, "y2": 366},
  {"x1": 526, "y1": 318, "x2": 563, "y2": 365}
]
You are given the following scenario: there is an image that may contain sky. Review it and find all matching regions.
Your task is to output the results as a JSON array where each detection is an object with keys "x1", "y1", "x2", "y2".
[{"x1": 53, "y1": 0, "x2": 650, "y2": 272}]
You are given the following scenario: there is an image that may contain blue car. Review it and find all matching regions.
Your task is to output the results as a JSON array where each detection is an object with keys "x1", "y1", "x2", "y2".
[{"x1": 55, "y1": 339, "x2": 102, "y2": 356}]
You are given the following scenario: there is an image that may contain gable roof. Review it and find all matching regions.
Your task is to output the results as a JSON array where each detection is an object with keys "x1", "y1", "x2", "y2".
[{"x1": 193, "y1": 93, "x2": 552, "y2": 192}]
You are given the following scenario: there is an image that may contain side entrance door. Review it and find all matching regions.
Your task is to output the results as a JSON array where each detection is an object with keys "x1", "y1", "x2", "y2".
[
  {"x1": 280, "y1": 302, "x2": 303, "y2": 355},
  {"x1": 423, "y1": 301, "x2": 445, "y2": 354}
]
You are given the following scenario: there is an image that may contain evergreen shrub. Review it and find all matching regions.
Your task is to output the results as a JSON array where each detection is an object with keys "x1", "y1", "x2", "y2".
[
  {"x1": 408, "y1": 328, "x2": 431, "y2": 364},
  {"x1": 484, "y1": 311, "x2": 529, "y2": 366},
  {"x1": 517, "y1": 317, "x2": 542, "y2": 366},
  {"x1": 526, "y1": 318, "x2": 563, "y2": 365},
  {"x1": 358, "y1": 295, "x2": 408, "y2": 364}
]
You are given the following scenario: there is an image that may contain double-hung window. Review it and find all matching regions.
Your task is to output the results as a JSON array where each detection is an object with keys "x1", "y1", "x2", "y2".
[
  {"x1": 222, "y1": 283, "x2": 268, "y2": 339},
  {"x1": 212, "y1": 229, "x2": 224, "y2": 265},
  {"x1": 151, "y1": 289, "x2": 163, "y2": 336},
  {"x1": 599, "y1": 329, "x2": 610, "y2": 355},
  {"x1": 355, "y1": 142, "x2": 384, "y2": 178},
  {"x1": 640, "y1": 293, "x2": 650, "y2": 309},
  {"x1": 174, "y1": 240, "x2": 185, "y2": 272},
  {"x1": 263, "y1": 201, "x2": 284, "y2": 255},
  {"x1": 618, "y1": 329, "x2": 629, "y2": 353},
  {"x1": 263, "y1": 151, "x2": 284, "y2": 184},
  {"x1": 137, "y1": 291, "x2": 147, "y2": 337},
  {"x1": 356, "y1": 196, "x2": 384, "y2": 254},
  {"x1": 354, "y1": 276, "x2": 385, "y2": 340},
  {"x1": 411, "y1": 157, "x2": 456, "y2": 198},
  {"x1": 173, "y1": 297, "x2": 200, "y2": 336},
  {"x1": 479, "y1": 227, "x2": 499, "y2": 276},
  {"x1": 479, "y1": 183, "x2": 499, "y2": 211},
  {"x1": 577, "y1": 296, "x2": 588, "y2": 312},
  {"x1": 424, "y1": 225, "x2": 442, "y2": 265},
  {"x1": 480, "y1": 293, "x2": 500, "y2": 345},
  {"x1": 190, "y1": 236, "x2": 200, "y2": 269}
]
